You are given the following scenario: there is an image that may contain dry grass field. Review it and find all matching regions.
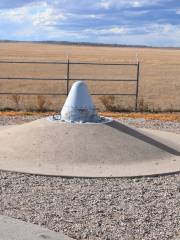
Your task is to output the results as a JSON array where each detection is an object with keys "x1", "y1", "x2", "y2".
[{"x1": 0, "y1": 42, "x2": 180, "y2": 111}]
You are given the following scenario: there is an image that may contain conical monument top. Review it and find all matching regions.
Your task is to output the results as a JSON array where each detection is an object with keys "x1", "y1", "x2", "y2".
[{"x1": 61, "y1": 81, "x2": 99, "y2": 123}]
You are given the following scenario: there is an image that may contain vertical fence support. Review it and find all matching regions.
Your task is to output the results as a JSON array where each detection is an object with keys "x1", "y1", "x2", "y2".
[
  {"x1": 135, "y1": 61, "x2": 140, "y2": 111},
  {"x1": 66, "y1": 58, "x2": 70, "y2": 96}
]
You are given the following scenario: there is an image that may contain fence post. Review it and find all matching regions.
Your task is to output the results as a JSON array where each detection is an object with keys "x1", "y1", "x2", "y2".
[
  {"x1": 66, "y1": 58, "x2": 70, "y2": 96},
  {"x1": 135, "y1": 61, "x2": 140, "y2": 111}
]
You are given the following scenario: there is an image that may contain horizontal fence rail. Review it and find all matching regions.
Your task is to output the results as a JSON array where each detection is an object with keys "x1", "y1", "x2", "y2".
[{"x1": 0, "y1": 59, "x2": 140, "y2": 111}]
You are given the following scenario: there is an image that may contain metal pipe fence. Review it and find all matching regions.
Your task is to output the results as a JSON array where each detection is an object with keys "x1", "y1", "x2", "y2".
[{"x1": 0, "y1": 59, "x2": 140, "y2": 111}]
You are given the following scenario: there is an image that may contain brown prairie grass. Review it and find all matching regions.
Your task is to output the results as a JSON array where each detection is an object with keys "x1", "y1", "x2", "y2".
[
  {"x1": 37, "y1": 95, "x2": 46, "y2": 111},
  {"x1": 10, "y1": 95, "x2": 21, "y2": 110},
  {"x1": 0, "y1": 42, "x2": 179, "y2": 112}
]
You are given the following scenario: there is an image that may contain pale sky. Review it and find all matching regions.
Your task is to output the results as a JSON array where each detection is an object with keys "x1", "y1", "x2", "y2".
[{"x1": 0, "y1": 0, "x2": 180, "y2": 46}]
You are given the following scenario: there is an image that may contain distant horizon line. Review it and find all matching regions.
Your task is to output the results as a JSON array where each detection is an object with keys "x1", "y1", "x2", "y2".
[{"x1": 0, "y1": 39, "x2": 180, "y2": 49}]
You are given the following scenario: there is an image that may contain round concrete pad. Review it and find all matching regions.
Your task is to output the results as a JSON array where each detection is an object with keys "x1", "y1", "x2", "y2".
[
  {"x1": 0, "y1": 215, "x2": 72, "y2": 240},
  {"x1": 0, "y1": 118, "x2": 179, "y2": 177},
  {"x1": 0, "y1": 125, "x2": 16, "y2": 130}
]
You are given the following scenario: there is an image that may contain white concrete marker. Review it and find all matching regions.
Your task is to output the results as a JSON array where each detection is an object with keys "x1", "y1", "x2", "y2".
[{"x1": 61, "y1": 81, "x2": 99, "y2": 123}]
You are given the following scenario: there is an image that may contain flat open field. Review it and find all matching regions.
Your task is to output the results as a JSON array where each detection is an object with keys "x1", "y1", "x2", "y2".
[{"x1": 0, "y1": 42, "x2": 180, "y2": 111}]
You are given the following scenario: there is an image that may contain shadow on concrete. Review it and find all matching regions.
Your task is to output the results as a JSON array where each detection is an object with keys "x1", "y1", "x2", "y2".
[{"x1": 107, "y1": 121, "x2": 180, "y2": 156}]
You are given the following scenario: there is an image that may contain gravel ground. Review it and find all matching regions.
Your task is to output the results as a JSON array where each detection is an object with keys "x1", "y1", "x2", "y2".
[
  {"x1": 0, "y1": 115, "x2": 180, "y2": 240},
  {"x1": 0, "y1": 115, "x2": 43, "y2": 126},
  {"x1": 118, "y1": 118, "x2": 180, "y2": 133},
  {"x1": 0, "y1": 115, "x2": 180, "y2": 133},
  {"x1": 0, "y1": 172, "x2": 180, "y2": 240}
]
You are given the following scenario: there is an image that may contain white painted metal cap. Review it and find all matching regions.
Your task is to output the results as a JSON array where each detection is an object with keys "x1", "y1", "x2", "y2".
[{"x1": 61, "y1": 81, "x2": 99, "y2": 122}]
